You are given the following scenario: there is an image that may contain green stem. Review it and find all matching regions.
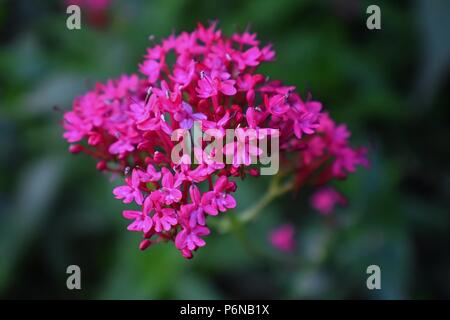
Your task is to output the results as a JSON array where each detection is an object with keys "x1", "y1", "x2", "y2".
[
  {"x1": 240, "y1": 181, "x2": 292, "y2": 223},
  {"x1": 218, "y1": 177, "x2": 294, "y2": 233}
]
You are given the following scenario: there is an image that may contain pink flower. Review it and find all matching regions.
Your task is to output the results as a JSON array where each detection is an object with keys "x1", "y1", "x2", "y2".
[
  {"x1": 196, "y1": 73, "x2": 237, "y2": 98},
  {"x1": 193, "y1": 147, "x2": 225, "y2": 174},
  {"x1": 130, "y1": 91, "x2": 159, "y2": 122},
  {"x1": 63, "y1": 112, "x2": 92, "y2": 142},
  {"x1": 202, "y1": 111, "x2": 230, "y2": 137},
  {"x1": 260, "y1": 44, "x2": 276, "y2": 61},
  {"x1": 170, "y1": 60, "x2": 196, "y2": 87},
  {"x1": 237, "y1": 73, "x2": 264, "y2": 91},
  {"x1": 173, "y1": 102, "x2": 207, "y2": 129},
  {"x1": 265, "y1": 94, "x2": 290, "y2": 116},
  {"x1": 137, "y1": 164, "x2": 161, "y2": 182},
  {"x1": 290, "y1": 100, "x2": 322, "y2": 139},
  {"x1": 223, "y1": 128, "x2": 263, "y2": 167},
  {"x1": 176, "y1": 162, "x2": 208, "y2": 182},
  {"x1": 201, "y1": 176, "x2": 236, "y2": 215},
  {"x1": 310, "y1": 187, "x2": 347, "y2": 215},
  {"x1": 139, "y1": 59, "x2": 162, "y2": 83},
  {"x1": 331, "y1": 147, "x2": 368, "y2": 178},
  {"x1": 245, "y1": 107, "x2": 266, "y2": 128},
  {"x1": 136, "y1": 110, "x2": 172, "y2": 135},
  {"x1": 113, "y1": 169, "x2": 144, "y2": 205},
  {"x1": 269, "y1": 224, "x2": 295, "y2": 252},
  {"x1": 233, "y1": 46, "x2": 261, "y2": 70},
  {"x1": 196, "y1": 22, "x2": 221, "y2": 44},
  {"x1": 153, "y1": 81, "x2": 182, "y2": 111},
  {"x1": 232, "y1": 31, "x2": 259, "y2": 46},
  {"x1": 122, "y1": 196, "x2": 154, "y2": 233},
  {"x1": 292, "y1": 112, "x2": 320, "y2": 139},
  {"x1": 302, "y1": 136, "x2": 326, "y2": 165},
  {"x1": 144, "y1": 45, "x2": 166, "y2": 60},
  {"x1": 175, "y1": 225, "x2": 210, "y2": 252},
  {"x1": 108, "y1": 138, "x2": 135, "y2": 155},
  {"x1": 153, "y1": 208, "x2": 178, "y2": 232},
  {"x1": 159, "y1": 168, "x2": 182, "y2": 205},
  {"x1": 183, "y1": 185, "x2": 206, "y2": 227}
]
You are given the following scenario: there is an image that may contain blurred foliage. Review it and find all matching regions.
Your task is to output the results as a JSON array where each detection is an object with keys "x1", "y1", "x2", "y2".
[{"x1": 0, "y1": 0, "x2": 449, "y2": 299}]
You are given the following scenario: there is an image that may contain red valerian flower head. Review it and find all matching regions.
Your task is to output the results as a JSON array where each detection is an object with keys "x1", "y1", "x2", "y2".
[{"x1": 63, "y1": 22, "x2": 368, "y2": 259}]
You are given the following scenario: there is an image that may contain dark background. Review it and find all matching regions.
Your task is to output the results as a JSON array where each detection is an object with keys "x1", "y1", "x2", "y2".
[{"x1": 0, "y1": 0, "x2": 449, "y2": 299}]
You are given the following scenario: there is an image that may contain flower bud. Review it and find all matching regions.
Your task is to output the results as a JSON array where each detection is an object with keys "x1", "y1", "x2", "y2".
[
  {"x1": 230, "y1": 166, "x2": 240, "y2": 177},
  {"x1": 226, "y1": 181, "x2": 237, "y2": 192},
  {"x1": 253, "y1": 74, "x2": 265, "y2": 84},
  {"x1": 249, "y1": 168, "x2": 260, "y2": 177},
  {"x1": 88, "y1": 132, "x2": 102, "y2": 146},
  {"x1": 181, "y1": 248, "x2": 193, "y2": 259},
  {"x1": 139, "y1": 239, "x2": 152, "y2": 251},
  {"x1": 69, "y1": 144, "x2": 84, "y2": 154},
  {"x1": 96, "y1": 160, "x2": 107, "y2": 171}
]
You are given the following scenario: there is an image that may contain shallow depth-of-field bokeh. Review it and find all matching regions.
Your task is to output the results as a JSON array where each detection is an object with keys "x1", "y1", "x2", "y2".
[{"x1": 0, "y1": 0, "x2": 449, "y2": 299}]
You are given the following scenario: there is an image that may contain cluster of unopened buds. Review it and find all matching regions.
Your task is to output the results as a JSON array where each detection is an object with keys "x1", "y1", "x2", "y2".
[{"x1": 63, "y1": 22, "x2": 368, "y2": 259}]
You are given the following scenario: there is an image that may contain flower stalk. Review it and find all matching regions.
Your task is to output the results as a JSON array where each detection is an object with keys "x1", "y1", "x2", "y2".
[{"x1": 217, "y1": 176, "x2": 295, "y2": 233}]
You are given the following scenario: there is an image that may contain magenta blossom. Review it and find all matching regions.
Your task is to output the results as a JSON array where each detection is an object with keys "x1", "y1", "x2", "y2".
[
  {"x1": 201, "y1": 176, "x2": 237, "y2": 215},
  {"x1": 138, "y1": 164, "x2": 162, "y2": 182},
  {"x1": 153, "y1": 208, "x2": 178, "y2": 232},
  {"x1": 113, "y1": 169, "x2": 144, "y2": 205},
  {"x1": 181, "y1": 185, "x2": 206, "y2": 227},
  {"x1": 139, "y1": 59, "x2": 162, "y2": 83},
  {"x1": 173, "y1": 102, "x2": 207, "y2": 129},
  {"x1": 196, "y1": 72, "x2": 237, "y2": 98},
  {"x1": 63, "y1": 22, "x2": 368, "y2": 259},
  {"x1": 159, "y1": 168, "x2": 183, "y2": 205},
  {"x1": 122, "y1": 196, "x2": 154, "y2": 233},
  {"x1": 223, "y1": 128, "x2": 263, "y2": 167},
  {"x1": 175, "y1": 224, "x2": 210, "y2": 256}
]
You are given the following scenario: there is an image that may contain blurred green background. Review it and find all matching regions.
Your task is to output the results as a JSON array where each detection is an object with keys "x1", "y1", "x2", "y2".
[{"x1": 0, "y1": 0, "x2": 449, "y2": 299}]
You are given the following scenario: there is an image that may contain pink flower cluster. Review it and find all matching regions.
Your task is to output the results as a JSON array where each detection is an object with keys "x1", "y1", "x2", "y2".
[{"x1": 63, "y1": 23, "x2": 368, "y2": 259}]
